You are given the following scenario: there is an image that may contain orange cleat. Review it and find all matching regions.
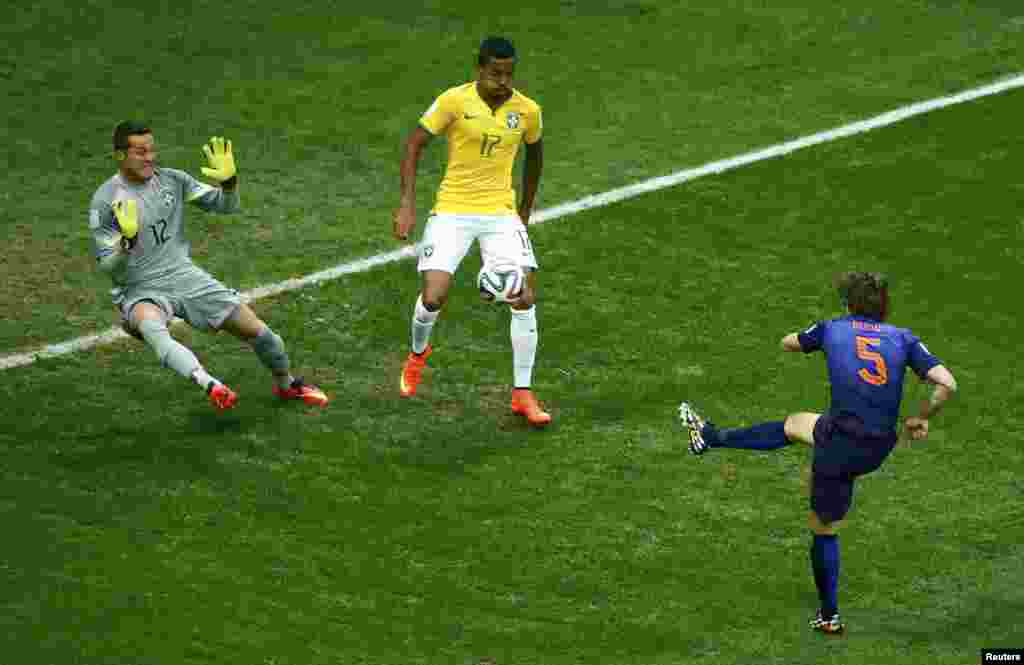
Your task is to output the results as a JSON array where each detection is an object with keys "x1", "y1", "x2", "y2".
[
  {"x1": 207, "y1": 382, "x2": 238, "y2": 411},
  {"x1": 400, "y1": 345, "x2": 433, "y2": 397},
  {"x1": 273, "y1": 377, "x2": 329, "y2": 407},
  {"x1": 511, "y1": 388, "x2": 552, "y2": 426}
]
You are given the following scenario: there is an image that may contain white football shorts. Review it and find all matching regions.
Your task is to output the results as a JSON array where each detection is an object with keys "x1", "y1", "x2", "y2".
[{"x1": 416, "y1": 213, "x2": 539, "y2": 274}]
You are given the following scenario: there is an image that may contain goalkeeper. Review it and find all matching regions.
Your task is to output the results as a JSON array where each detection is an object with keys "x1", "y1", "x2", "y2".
[{"x1": 87, "y1": 121, "x2": 328, "y2": 410}]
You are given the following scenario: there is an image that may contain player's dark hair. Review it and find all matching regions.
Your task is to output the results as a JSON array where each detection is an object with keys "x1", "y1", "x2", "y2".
[
  {"x1": 837, "y1": 271, "x2": 889, "y2": 321},
  {"x1": 113, "y1": 120, "x2": 151, "y2": 153},
  {"x1": 478, "y1": 36, "x2": 516, "y2": 66}
]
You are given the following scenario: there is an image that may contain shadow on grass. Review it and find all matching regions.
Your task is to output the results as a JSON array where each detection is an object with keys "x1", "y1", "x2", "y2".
[{"x1": 44, "y1": 409, "x2": 246, "y2": 478}]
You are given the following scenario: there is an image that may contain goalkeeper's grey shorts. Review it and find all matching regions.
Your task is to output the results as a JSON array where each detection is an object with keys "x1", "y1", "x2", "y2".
[{"x1": 117, "y1": 265, "x2": 241, "y2": 332}]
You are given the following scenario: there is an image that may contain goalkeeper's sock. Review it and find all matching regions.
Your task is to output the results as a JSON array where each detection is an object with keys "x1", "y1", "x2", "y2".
[
  {"x1": 510, "y1": 306, "x2": 538, "y2": 388},
  {"x1": 711, "y1": 421, "x2": 790, "y2": 450},
  {"x1": 248, "y1": 326, "x2": 293, "y2": 388},
  {"x1": 411, "y1": 295, "x2": 439, "y2": 355},
  {"x1": 137, "y1": 319, "x2": 220, "y2": 388}
]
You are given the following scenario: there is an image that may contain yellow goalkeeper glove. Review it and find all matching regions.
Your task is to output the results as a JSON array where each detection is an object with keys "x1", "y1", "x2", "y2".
[
  {"x1": 111, "y1": 199, "x2": 138, "y2": 239},
  {"x1": 201, "y1": 136, "x2": 237, "y2": 183}
]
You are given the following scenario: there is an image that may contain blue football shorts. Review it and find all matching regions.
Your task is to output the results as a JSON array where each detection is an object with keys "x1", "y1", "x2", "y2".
[{"x1": 810, "y1": 413, "x2": 897, "y2": 523}]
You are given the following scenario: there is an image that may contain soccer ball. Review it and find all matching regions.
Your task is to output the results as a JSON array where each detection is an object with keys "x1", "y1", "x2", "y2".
[{"x1": 477, "y1": 262, "x2": 525, "y2": 303}]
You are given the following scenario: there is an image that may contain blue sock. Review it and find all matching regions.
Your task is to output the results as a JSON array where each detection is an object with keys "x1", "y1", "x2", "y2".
[
  {"x1": 705, "y1": 421, "x2": 789, "y2": 450},
  {"x1": 810, "y1": 534, "x2": 840, "y2": 617}
]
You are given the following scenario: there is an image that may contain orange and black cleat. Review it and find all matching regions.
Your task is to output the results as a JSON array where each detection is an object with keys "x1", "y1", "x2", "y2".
[
  {"x1": 809, "y1": 610, "x2": 845, "y2": 635},
  {"x1": 274, "y1": 378, "x2": 329, "y2": 407}
]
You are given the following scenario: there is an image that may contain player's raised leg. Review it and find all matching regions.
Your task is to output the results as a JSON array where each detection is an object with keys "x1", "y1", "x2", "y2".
[
  {"x1": 677, "y1": 402, "x2": 814, "y2": 455},
  {"x1": 220, "y1": 303, "x2": 328, "y2": 407},
  {"x1": 481, "y1": 222, "x2": 550, "y2": 425},
  {"x1": 128, "y1": 301, "x2": 236, "y2": 411}
]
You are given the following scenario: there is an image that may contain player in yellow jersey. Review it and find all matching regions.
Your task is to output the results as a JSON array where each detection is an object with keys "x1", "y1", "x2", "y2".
[{"x1": 392, "y1": 36, "x2": 550, "y2": 425}]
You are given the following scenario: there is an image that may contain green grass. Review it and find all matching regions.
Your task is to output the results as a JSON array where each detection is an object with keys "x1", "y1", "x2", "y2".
[
  {"x1": 3, "y1": 0, "x2": 1024, "y2": 350},
  {"x1": 3, "y1": 2, "x2": 1024, "y2": 664}
]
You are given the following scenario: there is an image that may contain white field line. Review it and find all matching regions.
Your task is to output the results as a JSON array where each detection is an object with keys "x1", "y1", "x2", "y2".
[{"x1": 4, "y1": 73, "x2": 1024, "y2": 371}]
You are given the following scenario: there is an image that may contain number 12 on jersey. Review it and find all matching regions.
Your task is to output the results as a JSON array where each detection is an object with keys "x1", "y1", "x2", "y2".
[{"x1": 150, "y1": 219, "x2": 169, "y2": 246}]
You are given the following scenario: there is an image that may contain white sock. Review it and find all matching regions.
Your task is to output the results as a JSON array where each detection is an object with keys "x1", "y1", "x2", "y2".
[
  {"x1": 510, "y1": 306, "x2": 538, "y2": 389},
  {"x1": 412, "y1": 294, "x2": 439, "y2": 354},
  {"x1": 191, "y1": 368, "x2": 220, "y2": 391}
]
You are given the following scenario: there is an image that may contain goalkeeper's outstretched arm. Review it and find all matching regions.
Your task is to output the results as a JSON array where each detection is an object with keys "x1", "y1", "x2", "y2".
[
  {"x1": 186, "y1": 179, "x2": 240, "y2": 214},
  {"x1": 189, "y1": 136, "x2": 240, "y2": 214}
]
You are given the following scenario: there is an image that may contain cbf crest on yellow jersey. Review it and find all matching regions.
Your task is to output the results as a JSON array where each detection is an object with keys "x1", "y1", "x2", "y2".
[{"x1": 420, "y1": 82, "x2": 542, "y2": 215}]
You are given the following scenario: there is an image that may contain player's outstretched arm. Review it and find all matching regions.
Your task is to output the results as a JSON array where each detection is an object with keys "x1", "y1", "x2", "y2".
[
  {"x1": 393, "y1": 126, "x2": 433, "y2": 240},
  {"x1": 201, "y1": 136, "x2": 237, "y2": 185},
  {"x1": 190, "y1": 137, "x2": 240, "y2": 214},
  {"x1": 905, "y1": 364, "x2": 957, "y2": 441}
]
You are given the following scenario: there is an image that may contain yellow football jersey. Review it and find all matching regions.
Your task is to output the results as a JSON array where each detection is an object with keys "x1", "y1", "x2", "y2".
[{"x1": 419, "y1": 82, "x2": 542, "y2": 215}]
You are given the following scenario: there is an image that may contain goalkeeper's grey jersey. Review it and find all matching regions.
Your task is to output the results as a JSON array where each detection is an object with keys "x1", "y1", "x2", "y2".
[{"x1": 88, "y1": 168, "x2": 239, "y2": 292}]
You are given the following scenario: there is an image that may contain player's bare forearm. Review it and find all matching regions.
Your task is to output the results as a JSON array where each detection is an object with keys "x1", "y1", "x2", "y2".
[
  {"x1": 399, "y1": 126, "x2": 432, "y2": 207},
  {"x1": 394, "y1": 126, "x2": 433, "y2": 240},
  {"x1": 519, "y1": 140, "x2": 543, "y2": 224},
  {"x1": 399, "y1": 148, "x2": 419, "y2": 207},
  {"x1": 918, "y1": 364, "x2": 957, "y2": 419},
  {"x1": 781, "y1": 332, "x2": 803, "y2": 352},
  {"x1": 918, "y1": 385, "x2": 952, "y2": 420}
]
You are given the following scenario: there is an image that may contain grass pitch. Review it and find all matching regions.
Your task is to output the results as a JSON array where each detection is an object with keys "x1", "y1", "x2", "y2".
[{"x1": 2, "y1": 2, "x2": 1024, "y2": 663}]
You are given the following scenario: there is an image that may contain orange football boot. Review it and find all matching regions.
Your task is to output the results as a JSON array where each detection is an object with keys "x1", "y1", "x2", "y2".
[
  {"x1": 400, "y1": 345, "x2": 433, "y2": 397},
  {"x1": 207, "y1": 383, "x2": 238, "y2": 411},
  {"x1": 511, "y1": 388, "x2": 552, "y2": 426},
  {"x1": 274, "y1": 377, "x2": 329, "y2": 407}
]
